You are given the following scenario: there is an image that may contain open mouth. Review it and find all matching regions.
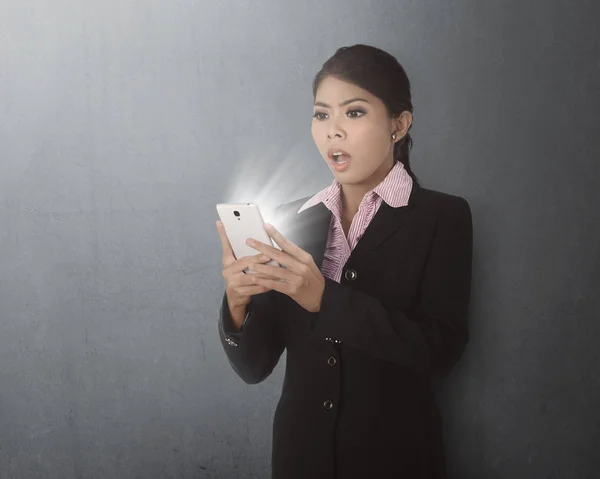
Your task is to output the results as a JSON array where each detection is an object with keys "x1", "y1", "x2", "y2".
[
  {"x1": 332, "y1": 154, "x2": 349, "y2": 164},
  {"x1": 327, "y1": 148, "x2": 351, "y2": 171},
  {"x1": 328, "y1": 148, "x2": 351, "y2": 164}
]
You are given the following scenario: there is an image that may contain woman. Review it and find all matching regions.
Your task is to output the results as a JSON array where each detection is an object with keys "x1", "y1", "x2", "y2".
[{"x1": 215, "y1": 44, "x2": 473, "y2": 478}]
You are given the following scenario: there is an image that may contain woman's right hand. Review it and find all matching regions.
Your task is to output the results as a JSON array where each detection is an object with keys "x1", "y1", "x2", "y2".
[{"x1": 216, "y1": 220, "x2": 275, "y2": 326}]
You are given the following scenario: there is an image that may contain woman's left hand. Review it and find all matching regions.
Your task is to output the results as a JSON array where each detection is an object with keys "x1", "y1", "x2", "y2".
[{"x1": 245, "y1": 223, "x2": 325, "y2": 313}]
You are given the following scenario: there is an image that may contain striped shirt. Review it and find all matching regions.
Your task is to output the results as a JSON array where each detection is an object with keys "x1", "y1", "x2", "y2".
[{"x1": 297, "y1": 161, "x2": 413, "y2": 283}]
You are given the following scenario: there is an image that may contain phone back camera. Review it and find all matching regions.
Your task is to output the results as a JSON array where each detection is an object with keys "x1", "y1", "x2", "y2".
[{"x1": 233, "y1": 211, "x2": 240, "y2": 217}]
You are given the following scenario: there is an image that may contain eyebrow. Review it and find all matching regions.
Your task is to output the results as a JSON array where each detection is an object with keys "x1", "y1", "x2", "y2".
[{"x1": 314, "y1": 97, "x2": 370, "y2": 108}]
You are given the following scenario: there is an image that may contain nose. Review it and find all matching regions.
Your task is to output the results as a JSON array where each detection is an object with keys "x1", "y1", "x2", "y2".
[{"x1": 327, "y1": 117, "x2": 344, "y2": 139}]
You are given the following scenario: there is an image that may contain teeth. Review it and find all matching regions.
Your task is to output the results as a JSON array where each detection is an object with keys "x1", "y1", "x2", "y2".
[{"x1": 331, "y1": 151, "x2": 348, "y2": 164}]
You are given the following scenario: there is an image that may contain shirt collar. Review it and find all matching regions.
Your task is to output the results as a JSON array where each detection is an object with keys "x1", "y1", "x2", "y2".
[{"x1": 297, "y1": 160, "x2": 413, "y2": 214}]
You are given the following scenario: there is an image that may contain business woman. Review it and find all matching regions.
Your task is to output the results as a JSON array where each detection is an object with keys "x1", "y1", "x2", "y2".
[{"x1": 215, "y1": 44, "x2": 473, "y2": 478}]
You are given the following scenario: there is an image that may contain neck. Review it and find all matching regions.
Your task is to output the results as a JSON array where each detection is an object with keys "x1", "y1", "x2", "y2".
[{"x1": 340, "y1": 160, "x2": 394, "y2": 217}]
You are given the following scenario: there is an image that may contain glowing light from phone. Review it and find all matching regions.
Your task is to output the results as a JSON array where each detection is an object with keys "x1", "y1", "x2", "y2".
[{"x1": 221, "y1": 145, "x2": 328, "y2": 229}]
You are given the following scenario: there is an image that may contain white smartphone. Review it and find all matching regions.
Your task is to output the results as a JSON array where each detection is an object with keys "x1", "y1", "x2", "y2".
[{"x1": 216, "y1": 203, "x2": 280, "y2": 274}]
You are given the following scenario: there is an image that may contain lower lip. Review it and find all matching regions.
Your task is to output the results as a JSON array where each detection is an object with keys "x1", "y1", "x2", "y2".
[{"x1": 331, "y1": 157, "x2": 351, "y2": 172}]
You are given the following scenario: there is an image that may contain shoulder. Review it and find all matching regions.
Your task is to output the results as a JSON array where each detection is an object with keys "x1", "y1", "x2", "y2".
[
  {"x1": 415, "y1": 186, "x2": 469, "y2": 206},
  {"x1": 412, "y1": 187, "x2": 472, "y2": 241},
  {"x1": 412, "y1": 186, "x2": 471, "y2": 217}
]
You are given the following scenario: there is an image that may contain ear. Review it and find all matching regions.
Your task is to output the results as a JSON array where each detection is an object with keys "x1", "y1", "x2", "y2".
[{"x1": 392, "y1": 111, "x2": 413, "y2": 141}]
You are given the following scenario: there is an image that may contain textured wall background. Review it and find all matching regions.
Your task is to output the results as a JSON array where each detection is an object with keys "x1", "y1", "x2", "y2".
[{"x1": 1, "y1": 0, "x2": 598, "y2": 477}]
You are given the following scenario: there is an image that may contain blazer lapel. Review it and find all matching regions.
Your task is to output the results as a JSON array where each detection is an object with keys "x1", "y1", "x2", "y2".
[
  {"x1": 349, "y1": 183, "x2": 419, "y2": 262},
  {"x1": 349, "y1": 201, "x2": 404, "y2": 260}
]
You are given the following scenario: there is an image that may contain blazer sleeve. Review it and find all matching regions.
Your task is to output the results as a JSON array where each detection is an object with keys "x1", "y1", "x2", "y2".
[
  {"x1": 310, "y1": 196, "x2": 473, "y2": 378},
  {"x1": 218, "y1": 290, "x2": 285, "y2": 384}
]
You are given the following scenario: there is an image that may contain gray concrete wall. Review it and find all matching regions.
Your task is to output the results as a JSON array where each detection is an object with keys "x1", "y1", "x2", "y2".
[{"x1": 1, "y1": 0, "x2": 598, "y2": 477}]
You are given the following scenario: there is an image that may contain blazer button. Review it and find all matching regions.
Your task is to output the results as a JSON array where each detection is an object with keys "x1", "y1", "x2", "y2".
[
  {"x1": 323, "y1": 400, "x2": 333, "y2": 410},
  {"x1": 327, "y1": 356, "x2": 337, "y2": 367},
  {"x1": 344, "y1": 269, "x2": 357, "y2": 281}
]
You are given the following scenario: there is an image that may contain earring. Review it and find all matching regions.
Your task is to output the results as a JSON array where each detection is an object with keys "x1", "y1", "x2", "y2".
[{"x1": 391, "y1": 133, "x2": 397, "y2": 140}]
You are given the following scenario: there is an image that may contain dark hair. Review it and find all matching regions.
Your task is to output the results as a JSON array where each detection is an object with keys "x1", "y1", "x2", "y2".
[{"x1": 312, "y1": 44, "x2": 419, "y2": 187}]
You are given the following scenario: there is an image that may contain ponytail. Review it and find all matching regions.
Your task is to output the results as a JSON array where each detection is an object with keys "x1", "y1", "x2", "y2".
[{"x1": 394, "y1": 132, "x2": 419, "y2": 187}]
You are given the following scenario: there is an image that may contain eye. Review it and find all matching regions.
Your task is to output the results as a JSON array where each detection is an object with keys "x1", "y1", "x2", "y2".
[
  {"x1": 347, "y1": 109, "x2": 366, "y2": 118},
  {"x1": 313, "y1": 111, "x2": 328, "y2": 121}
]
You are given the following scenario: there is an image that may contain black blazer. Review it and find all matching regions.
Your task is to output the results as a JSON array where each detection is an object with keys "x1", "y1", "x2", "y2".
[{"x1": 217, "y1": 183, "x2": 473, "y2": 479}]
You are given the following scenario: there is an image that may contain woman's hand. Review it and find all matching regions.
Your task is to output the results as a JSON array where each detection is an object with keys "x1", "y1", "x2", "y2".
[
  {"x1": 245, "y1": 223, "x2": 325, "y2": 313},
  {"x1": 216, "y1": 220, "x2": 277, "y2": 326}
]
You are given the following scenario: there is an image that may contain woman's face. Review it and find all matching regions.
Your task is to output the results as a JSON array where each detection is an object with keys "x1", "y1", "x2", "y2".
[{"x1": 311, "y1": 75, "x2": 400, "y2": 189}]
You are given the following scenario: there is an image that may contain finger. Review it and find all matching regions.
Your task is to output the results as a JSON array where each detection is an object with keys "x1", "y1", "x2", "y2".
[
  {"x1": 243, "y1": 271, "x2": 280, "y2": 280},
  {"x1": 264, "y1": 223, "x2": 321, "y2": 276},
  {"x1": 253, "y1": 276, "x2": 293, "y2": 295},
  {"x1": 244, "y1": 238, "x2": 295, "y2": 266},
  {"x1": 216, "y1": 220, "x2": 236, "y2": 265},
  {"x1": 225, "y1": 253, "x2": 273, "y2": 275},
  {"x1": 264, "y1": 223, "x2": 312, "y2": 263},
  {"x1": 246, "y1": 238, "x2": 308, "y2": 275},
  {"x1": 232, "y1": 271, "x2": 280, "y2": 287},
  {"x1": 249, "y1": 262, "x2": 298, "y2": 282},
  {"x1": 234, "y1": 285, "x2": 271, "y2": 295}
]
